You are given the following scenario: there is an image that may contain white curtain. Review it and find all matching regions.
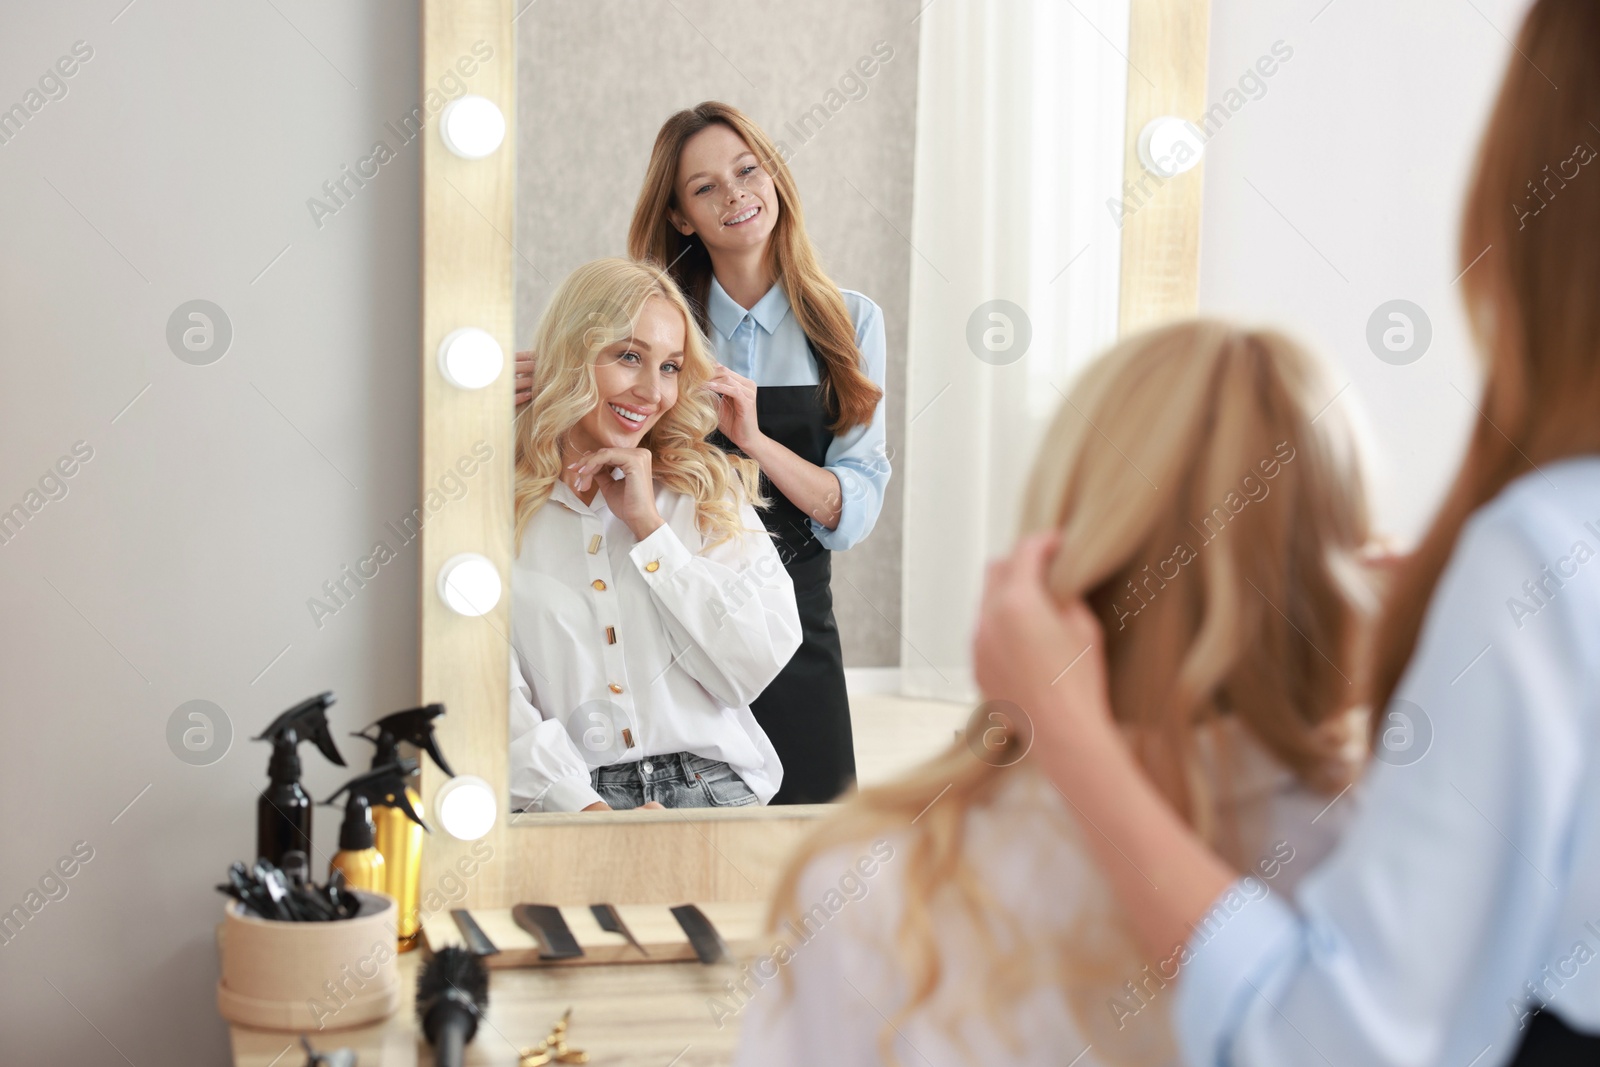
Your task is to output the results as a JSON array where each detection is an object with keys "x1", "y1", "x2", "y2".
[{"x1": 900, "y1": 0, "x2": 1131, "y2": 702}]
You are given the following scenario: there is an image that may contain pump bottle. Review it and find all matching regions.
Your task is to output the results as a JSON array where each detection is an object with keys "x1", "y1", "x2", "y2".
[
  {"x1": 324, "y1": 763, "x2": 425, "y2": 897},
  {"x1": 329, "y1": 794, "x2": 385, "y2": 893},
  {"x1": 352, "y1": 703, "x2": 453, "y2": 951},
  {"x1": 254, "y1": 692, "x2": 345, "y2": 867}
]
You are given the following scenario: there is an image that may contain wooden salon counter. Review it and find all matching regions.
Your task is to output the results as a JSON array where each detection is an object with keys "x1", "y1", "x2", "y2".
[
  {"x1": 228, "y1": 697, "x2": 972, "y2": 1065},
  {"x1": 229, "y1": 948, "x2": 747, "y2": 1066}
]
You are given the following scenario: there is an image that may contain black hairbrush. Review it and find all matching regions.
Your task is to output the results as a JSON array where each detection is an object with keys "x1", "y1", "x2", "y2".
[{"x1": 415, "y1": 946, "x2": 489, "y2": 1067}]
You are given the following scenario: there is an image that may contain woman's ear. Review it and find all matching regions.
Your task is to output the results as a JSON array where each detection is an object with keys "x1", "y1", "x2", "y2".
[{"x1": 667, "y1": 206, "x2": 695, "y2": 237}]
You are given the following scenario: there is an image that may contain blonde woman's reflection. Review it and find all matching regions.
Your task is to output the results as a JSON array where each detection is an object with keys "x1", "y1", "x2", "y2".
[{"x1": 508, "y1": 257, "x2": 801, "y2": 813}]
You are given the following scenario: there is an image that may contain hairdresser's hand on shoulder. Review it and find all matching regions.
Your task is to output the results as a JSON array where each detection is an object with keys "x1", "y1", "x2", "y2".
[
  {"x1": 568, "y1": 447, "x2": 664, "y2": 541},
  {"x1": 706, "y1": 366, "x2": 764, "y2": 451},
  {"x1": 973, "y1": 530, "x2": 1111, "y2": 737},
  {"x1": 514, "y1": 350, "x2": 536, "y2": 405}
]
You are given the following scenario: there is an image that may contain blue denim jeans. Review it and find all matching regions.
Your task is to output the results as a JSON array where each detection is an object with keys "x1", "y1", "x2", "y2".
[{"x1": 590, "y1": 751, "x2": 759, "y2": 810}]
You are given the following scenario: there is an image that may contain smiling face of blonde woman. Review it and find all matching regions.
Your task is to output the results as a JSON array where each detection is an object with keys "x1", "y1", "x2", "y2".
[
  {"x1": 668, "y1": 122, "x2": 780, "y2": 256},
  {"x1": 565, "y1": 295, "x2": 685, "y2": 458}
]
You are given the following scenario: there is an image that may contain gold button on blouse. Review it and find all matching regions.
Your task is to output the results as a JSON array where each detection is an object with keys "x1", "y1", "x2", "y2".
[
  {"x1": 608, "y1": 683, "x2": 623, "y2": 694},
  {"x1": 591, "y1": 579, "x2": 606, "y2": 591},
  {"x1": 644, "y1": 560, "x2": 660, "y2": 573}
]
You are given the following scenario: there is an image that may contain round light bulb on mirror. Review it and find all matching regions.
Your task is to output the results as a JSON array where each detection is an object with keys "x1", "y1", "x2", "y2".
[
  {"x1": 434, "y1": 774, "x2": 497, "y2": 840},
  {"x1": 437, "y1": 327, "x2": 504, "y2": 390},
  {"x1": 1137, "y1": 116, "x2": 1205, "y2": 178},
  {"x1": 439, "y1": 94, "x2": 506, "y2": 160},
  {"x1": 437, "y1": 553, "x2": 502, "y2": 617}
]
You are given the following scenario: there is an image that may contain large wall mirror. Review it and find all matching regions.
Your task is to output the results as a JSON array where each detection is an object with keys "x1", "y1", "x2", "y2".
[
  {"x1": 507, "y1": 1, "x2": 936, "y2": 824},
  {"x1": 418, "y1": 0, "x2": 1209, "y2": 908}
]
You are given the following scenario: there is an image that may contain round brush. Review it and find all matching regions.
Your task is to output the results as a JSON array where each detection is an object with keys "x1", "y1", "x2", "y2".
[{"x1": 415, "y1": 946, "x2": 489, "y2": 1067}]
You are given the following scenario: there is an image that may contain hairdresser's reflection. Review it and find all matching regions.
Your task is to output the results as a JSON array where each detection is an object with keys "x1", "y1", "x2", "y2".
[{"x1": 508, "y1": 258, "x2": 801, "y2": 813}]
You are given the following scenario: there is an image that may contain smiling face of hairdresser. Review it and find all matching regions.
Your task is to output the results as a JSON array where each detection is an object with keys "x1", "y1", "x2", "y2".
[
  {"x1": 668, "y1": 122, "x2": 780, "y2": 252},
  {"x1": 565, "y1": 295, "x2": 684, "y2": 457}
]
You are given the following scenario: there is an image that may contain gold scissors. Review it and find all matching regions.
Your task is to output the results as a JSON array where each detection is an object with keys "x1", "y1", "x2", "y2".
[{"x1": 518, "y1": 1007, "x2": 589, "y2": 1066}]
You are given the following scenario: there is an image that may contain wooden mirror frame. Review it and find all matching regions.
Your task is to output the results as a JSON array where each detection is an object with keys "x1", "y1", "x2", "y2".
[{"x1": 416, "y1": 0, "x2": 1210, "y2": 912}]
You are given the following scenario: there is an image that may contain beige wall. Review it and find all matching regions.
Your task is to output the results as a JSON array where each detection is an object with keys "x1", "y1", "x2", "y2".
[
  {"x1": 1196, "y1": 0, "x2": 1531, "y2": 540},
  {"x1": 0, "y1": 1, "x2": 428, "y2": 1061},
  {"x1": 515, "y1": 0, "x2": 921, "y2": 667}
]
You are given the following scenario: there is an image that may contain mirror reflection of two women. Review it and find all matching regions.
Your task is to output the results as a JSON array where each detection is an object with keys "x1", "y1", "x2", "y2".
[{"x1": 509, "y1": 103, "x2": 888, "y2": 813}]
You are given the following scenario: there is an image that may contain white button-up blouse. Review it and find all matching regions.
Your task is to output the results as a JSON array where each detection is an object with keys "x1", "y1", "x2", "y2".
[{"x1": 509, "y1": 475, "x2": 803, "y2": 813}]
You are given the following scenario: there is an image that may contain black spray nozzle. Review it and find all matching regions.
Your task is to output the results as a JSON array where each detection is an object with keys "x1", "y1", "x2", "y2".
[
  {"x1": 255, "y1": 691, "x2": 346, "y2": 770},
  {"x1": 351, "y1": 703, "x2": 453, "y2": 778},
  {"x1": 323, "y1": 761, "x2": 429, "y2": 833},
  {"x1": 336, "y1": 793, "x2": 376, "y2": 852}
]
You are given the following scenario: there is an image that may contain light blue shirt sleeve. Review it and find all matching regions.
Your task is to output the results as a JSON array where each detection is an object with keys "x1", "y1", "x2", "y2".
[
  {"x1": 810, "y1": 292, "x2": 890, "y2": 552},
  {"x1": 1174, "y1": 465, "x2": 1600, "y2": 1067},
  {"x1": 705, "y1": 277, "x2": 891, "y2": 553}
]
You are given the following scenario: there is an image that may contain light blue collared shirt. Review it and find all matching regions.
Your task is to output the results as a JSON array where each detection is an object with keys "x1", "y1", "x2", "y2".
[
  {"x1": 704, "y1": 275, "x2": 889, "y2": 553},
  {"x1": 1175, "y1": 457, "x2": 1600, "y2": 1067}
]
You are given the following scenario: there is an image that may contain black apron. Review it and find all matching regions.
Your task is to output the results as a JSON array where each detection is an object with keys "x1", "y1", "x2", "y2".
[
  {"x1": 708, "y1": 358, "x2": 856, "y2": 805},
  {"x1": 1507, "y1": 1009, "x2": 1600, "y2": 1065}
]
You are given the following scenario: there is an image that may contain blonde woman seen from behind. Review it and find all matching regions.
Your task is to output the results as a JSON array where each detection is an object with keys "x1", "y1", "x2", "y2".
[
  {"x1": 730, "y1": 320, "x2": 1377, "y2": 1066},
  {"x1": 972, "y1": 6, "x2": 1600, "y2": 1061}
]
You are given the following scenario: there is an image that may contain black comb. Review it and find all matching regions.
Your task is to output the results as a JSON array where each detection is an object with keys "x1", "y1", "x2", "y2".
[
  {"x1": 450, "y1": 909, "x2": 500, "y2": 958},
  {"x1": 512, "y1": 903, "x2": 584, "y2": 960},
  {"x1": 591, "y1": 903, "x2": 649, "y2": 957},
  {"x1": 670, "y1": 903, "x2": 730, "y2": 964}
]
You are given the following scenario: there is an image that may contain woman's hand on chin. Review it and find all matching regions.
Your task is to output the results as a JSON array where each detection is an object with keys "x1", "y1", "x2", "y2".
[
  {"x1": 568, "y1": 446, "x2": 665, "y2": 540},
  {"x1": 972, "y1": 530, "x2": 1114, "y2": 757}
]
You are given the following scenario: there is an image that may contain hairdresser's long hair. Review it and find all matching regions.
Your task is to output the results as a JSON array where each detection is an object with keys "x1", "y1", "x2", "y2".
[
  {"x1": 767, "y1": 321, "x2": 1376, "y2": 1065},
  {"x1": 513, "y1": 258, "x2": 763, "y2": 552},
  {"x1": 627, "y1": 101, "x2": 881, "y2": 434},
  {"x1": 1370, "y1": 0, "x2": 1600, "y2": 719}
]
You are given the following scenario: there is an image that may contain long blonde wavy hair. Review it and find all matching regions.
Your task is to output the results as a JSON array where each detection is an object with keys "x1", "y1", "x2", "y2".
[
  {"x1": 766, "y1": 319, "x2": 1376, "y2": 1064},
  {"x1": 627, "y1": 101, "x2": 882, "y2": 434},
  {"x1": 513, "y1": 258, "x2": 765, "y2": 551}
]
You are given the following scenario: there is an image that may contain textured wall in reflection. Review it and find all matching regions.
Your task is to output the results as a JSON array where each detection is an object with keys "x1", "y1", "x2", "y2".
[{"x1": 515, "y1": 0, "x2": 922, "y2": 667}]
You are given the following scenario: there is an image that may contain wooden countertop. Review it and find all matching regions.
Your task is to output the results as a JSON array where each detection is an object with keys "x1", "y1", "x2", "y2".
[{"x1": 229, "y1": 949, "x2": 748, "y2": 1066}]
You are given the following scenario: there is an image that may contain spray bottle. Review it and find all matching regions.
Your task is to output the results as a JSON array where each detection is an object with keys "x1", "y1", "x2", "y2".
[
  {"x1": 352, "y1": 703, "x2": 452, "y2": 951},
  {"x1": 323, "y1": 762, "x2": 426, "y2": 895},
  {"x1": 254, "y1": 692, "x2": 346, "y2": 867}
]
